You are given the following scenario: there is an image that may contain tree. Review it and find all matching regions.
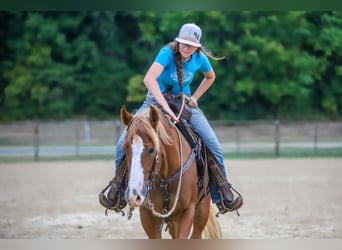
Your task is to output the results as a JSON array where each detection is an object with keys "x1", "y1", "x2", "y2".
[{"x1": 0, "y1": 11, "x2": 341, "y2": 121}]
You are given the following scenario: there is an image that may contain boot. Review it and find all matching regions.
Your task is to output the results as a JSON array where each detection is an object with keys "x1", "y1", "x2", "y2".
[
  {"x1": 99, "y1": 178, "x2": 127, "y2": 211},
  {"x1": 216, "y1": 182, "x2": 243, "y2": 215},
  {"x1": 206, "y1": 149, "x2": 243, "y2": 215},
  {"x1": 99, "y1": 158, "x2": 128, "y2": 214}
]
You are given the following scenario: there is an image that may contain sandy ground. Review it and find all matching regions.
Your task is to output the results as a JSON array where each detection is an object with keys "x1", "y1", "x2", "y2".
[{"x1": 0, "y1": 158, "x2": 341, "y2": 239}]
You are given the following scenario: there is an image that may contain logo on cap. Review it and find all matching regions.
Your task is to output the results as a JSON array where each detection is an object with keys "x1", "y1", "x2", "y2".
[{"x1": 175, "y1": 23, "x2": 202, "y2": 47}]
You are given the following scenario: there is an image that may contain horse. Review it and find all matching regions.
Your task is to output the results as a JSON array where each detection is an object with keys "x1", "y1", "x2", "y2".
[{"x1": 120, "y1": 104, "x2": 222, "y2": 239}]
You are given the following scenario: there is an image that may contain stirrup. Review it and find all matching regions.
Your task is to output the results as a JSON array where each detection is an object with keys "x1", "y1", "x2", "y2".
[
  {"x1": 215, "y1": 185, "x2": 243, "y2": 217},
  {"x1": 99, "y1": 181, "x2": 127, "y2": 216}
]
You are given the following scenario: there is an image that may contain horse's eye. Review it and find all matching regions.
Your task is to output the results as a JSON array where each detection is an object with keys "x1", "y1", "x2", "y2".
[{"x1": 148, "y1": 148, "x2": 155, "y2": 155}]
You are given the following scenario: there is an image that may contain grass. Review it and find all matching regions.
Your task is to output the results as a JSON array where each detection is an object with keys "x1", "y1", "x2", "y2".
[
  {"x1": 224, "y1": 147, "x2": 342, "y2": 159},
  {"x1": 0, "y1": 154, "x2": 115, "y2": 163},
  {"x1": 1, "y1": 148, "x2": 341, "y2": 163}
]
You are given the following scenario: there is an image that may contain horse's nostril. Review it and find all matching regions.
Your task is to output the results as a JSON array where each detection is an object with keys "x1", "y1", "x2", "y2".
[{"x1": 136, "y1": 195, "x2": 141, "y2": 201}]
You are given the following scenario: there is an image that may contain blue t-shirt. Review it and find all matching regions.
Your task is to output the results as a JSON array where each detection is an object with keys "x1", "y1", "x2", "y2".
[{"x1": 154, "y1": 46, "x2": 212, "y2": 96}]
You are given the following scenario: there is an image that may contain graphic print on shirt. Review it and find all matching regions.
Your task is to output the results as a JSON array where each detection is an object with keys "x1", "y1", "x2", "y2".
[{"x1": 170, "y1": 70, "x2": 193, "y2": 84}]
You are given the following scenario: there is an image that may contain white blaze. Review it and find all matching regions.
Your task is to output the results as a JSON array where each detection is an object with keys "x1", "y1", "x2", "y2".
[{"x1": 127, "y1": 135, "x2": 145, "y2": 206}]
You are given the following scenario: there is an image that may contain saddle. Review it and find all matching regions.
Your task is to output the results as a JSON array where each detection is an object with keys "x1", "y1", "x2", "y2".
[
  {"x1": 163, "y1": 92, "x2": 192, "y2": 121},
  {"x1": 162, "y1": 93, "x2": 210, "y2": 200},
  {"x1": 163, "y1": 93, "x2": 243, "y2": 215}
]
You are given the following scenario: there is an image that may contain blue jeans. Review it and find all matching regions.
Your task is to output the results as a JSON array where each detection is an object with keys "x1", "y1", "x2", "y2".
[{"x1": 115, "y1": 92, "x2": 227, "y2": 203}]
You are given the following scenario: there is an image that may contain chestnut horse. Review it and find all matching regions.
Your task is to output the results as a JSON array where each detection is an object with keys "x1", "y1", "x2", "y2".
[{"x1": 120, "y1": 105, "x2": 221, "y2": 239}]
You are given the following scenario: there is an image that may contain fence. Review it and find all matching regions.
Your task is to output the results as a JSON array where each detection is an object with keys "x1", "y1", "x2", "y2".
[
  {"x1": 211, "y1": 120, "x2": 341, "y2": 157},
  {"x1": 0, "y1": 120, "x2": 341, "y2": 160}
]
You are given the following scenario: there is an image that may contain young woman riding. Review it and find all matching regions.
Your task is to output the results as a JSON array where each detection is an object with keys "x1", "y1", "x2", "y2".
[{"x1": 99, "y1": 23, "x2": 243, "y2": 215}]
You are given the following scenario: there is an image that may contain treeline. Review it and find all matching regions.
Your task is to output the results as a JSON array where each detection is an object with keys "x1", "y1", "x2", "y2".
[{"x1": 0, "y1": 11, "x2": 341, "y2": 121}]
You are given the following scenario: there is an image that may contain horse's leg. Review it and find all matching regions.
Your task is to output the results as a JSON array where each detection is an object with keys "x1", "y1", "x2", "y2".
[
  {"x1": 172, "y1": 203, "x2": 196, "y2": 239},
  {"x1": 168, "y1": 223, "x2": 176, "y2": 239},
  {"x1": 190, "y1": 195, "x2": 211, "y2": 239},
  {"x1": 139, "y1": 207, "x2": 162, "y2": 239}
]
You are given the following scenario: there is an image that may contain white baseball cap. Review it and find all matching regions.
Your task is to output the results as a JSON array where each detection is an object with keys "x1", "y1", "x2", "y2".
[{"x1": 175, "y1": 23, "x2": 202, "y2": 47}]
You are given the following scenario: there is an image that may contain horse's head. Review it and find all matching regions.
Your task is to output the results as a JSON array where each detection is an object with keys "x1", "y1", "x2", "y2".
[{"x1": 121, "y1": 105, "x2": 172, "y2": 207}]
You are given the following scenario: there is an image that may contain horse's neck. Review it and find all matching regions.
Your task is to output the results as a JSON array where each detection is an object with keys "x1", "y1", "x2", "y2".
[{"x1": 159, "y1": 115, "x2": 189, "y2": 178}]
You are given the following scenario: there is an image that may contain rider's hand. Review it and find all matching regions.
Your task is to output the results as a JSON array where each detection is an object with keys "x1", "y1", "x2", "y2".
[
  {"x1": 187, "y1": 96, "x2": 198, "y2": 108},
  {"x1": 163, "y1": 105, "x2": 179, "y2": 123},
  {"x1": 170, "y1": 112, "x2": 179, "y2": 124}
]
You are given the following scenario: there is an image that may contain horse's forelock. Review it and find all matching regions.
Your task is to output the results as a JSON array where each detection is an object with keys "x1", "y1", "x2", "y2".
[{"x1": 125, "y1": 108, "x2": 170, "y2": 153}]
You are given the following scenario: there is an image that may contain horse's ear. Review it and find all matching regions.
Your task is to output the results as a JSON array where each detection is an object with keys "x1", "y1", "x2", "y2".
[
  {"x1": 121, "y1": 105, "x2": 133, "y2": 126},
  {"x1": 149, "y1": 105, "x2": 159, "y2": 129}
]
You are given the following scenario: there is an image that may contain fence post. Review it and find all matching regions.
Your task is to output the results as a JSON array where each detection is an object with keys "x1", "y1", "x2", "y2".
[
  {"x1": 314, "y1": 122, "x2": 318, "y2": 155},
  {"x1": 75, "y1": 124, "x2": 80, "y2": 156},
  {"x1": 235, "y1": 121, "x2": 240, "y2": 154},
  {"x1": 274, "y1": 120, "x2": 280, "y2": 157},
  {"x1": 34, "y1": 123, "x2": 39, "y2": 161}
]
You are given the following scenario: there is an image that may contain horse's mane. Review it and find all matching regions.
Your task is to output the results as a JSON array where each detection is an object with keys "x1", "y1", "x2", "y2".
[{"x1": 125, "y1": 107, "x2": 173, "y2": 152}]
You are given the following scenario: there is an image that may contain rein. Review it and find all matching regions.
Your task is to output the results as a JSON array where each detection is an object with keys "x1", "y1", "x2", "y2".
[
  {"x1": 146, "y1": 123, "x2": 195, "y2": 219},
  {"x1": 175, "y1": 94, "x2": 187, "y2": 120}
]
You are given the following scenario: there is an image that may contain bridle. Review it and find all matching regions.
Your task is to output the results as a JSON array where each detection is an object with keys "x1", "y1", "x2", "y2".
[{"x1": 127, "y1": 118, "x2": 196, "y2": 220}]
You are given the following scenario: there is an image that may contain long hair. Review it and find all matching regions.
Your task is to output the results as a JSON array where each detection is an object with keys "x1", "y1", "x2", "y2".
[{"x1": 167, "y1": 40, "x2": 225, "y2": 92}]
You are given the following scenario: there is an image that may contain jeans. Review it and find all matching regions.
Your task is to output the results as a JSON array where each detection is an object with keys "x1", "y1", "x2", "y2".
[{"x1": 114, "y1": 92, "x2": 227, "y2": 203}]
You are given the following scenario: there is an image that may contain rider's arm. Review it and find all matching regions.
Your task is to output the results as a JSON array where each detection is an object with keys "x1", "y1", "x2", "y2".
[
  {"x1": 143, "y1": 62, "x2": 179, "y2": 123},
  {"x1": 189, "y1": 69, "x2": 216, "y2": 107}
]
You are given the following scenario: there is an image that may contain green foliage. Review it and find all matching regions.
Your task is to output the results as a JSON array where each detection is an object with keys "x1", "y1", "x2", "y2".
[
  {"x1": 0, "y1": 11, "x2": 341, "y2": 121},
  {"x1": 126, "y1": 74, "x2": 146, "y2": 103}
]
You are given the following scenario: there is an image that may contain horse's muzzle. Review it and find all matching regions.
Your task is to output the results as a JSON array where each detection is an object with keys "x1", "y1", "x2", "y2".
[{"x1": 125, "y1": 183, "x2": 148, "y2": 207}]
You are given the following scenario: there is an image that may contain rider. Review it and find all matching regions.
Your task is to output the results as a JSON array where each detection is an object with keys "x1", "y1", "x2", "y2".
[{"x1": 99, "y1": 23, "x2": 243, "y2": 214}]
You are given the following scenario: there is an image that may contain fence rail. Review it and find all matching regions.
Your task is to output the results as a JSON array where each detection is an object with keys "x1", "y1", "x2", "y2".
[{"x1": 0, "y1": 120, "x2": 341, "y2": 160}]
